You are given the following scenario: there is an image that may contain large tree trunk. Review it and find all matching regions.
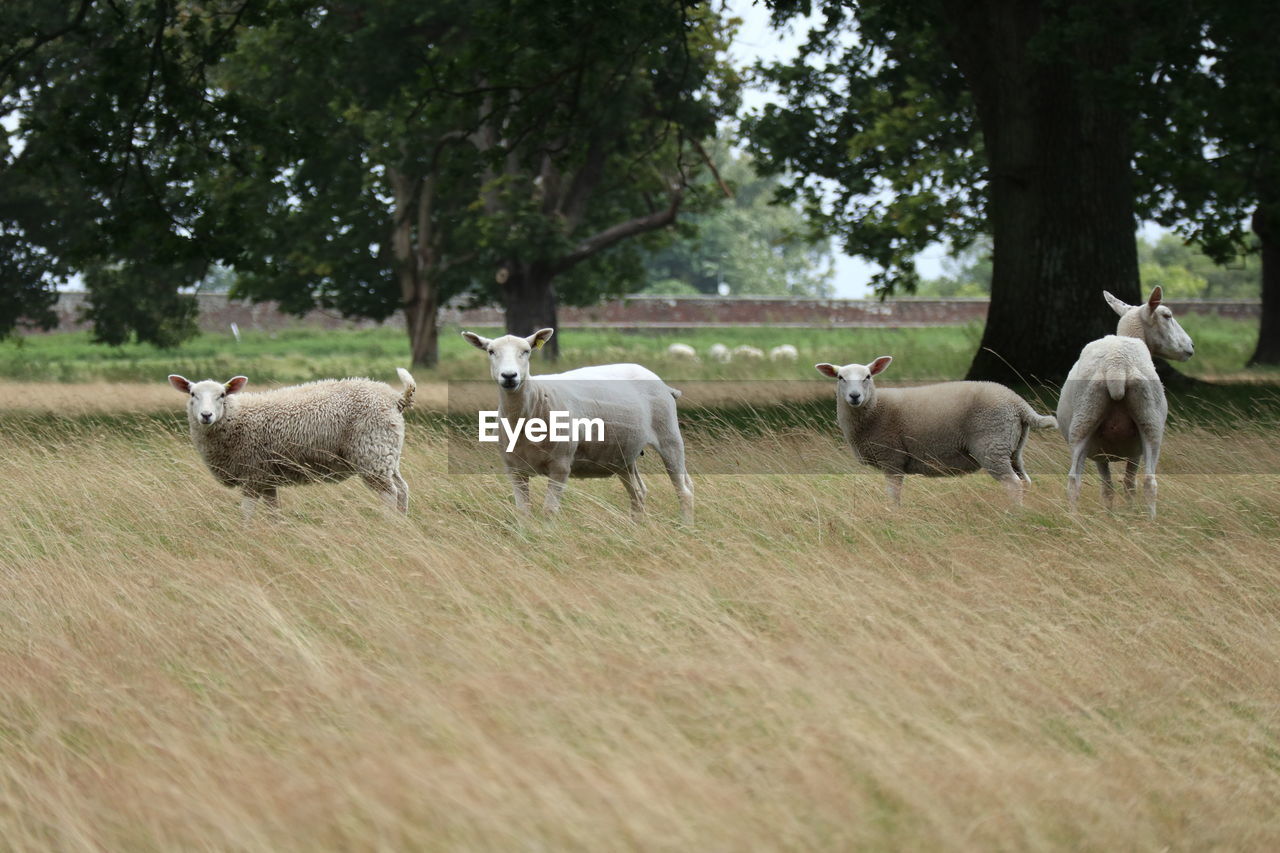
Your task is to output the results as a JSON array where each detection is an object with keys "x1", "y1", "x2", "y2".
[
  {"x1": 501, "y1": 261, "x2": 560, "y2": 359},
  {"x1": 940, "y1": 0, "x2": 1142, "y2": 385},
  {"x1": 1248, "y1": 204, "x2": 1280, "y2": 366},
  {"x1": 388, "y1": 167, "x2": 442, "y2": 368},
  {"x1": 405, "y1": 284, "x2": 439, "y2": 368}
]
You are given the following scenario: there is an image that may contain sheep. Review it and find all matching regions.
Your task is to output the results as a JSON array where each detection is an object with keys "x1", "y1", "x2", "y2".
[
  {"x1": 167, "y1": 369, "x2": 416, "y2": 519},
  {"x1": 1056, "y1": 286, "x2": 1195, "y2": 517},
  {"x1": 707, "y1": 343, "x2": 732, "y2": 363},
  {"x1": 666, "y1": 342, "x2": 699, "y2": 361},
  {"x1": 815, "y1": 356, "x2": 1057, "y2": 505},
  {"x1": 461, "y1": 328, "x2": 693, "y2": 522},
  {"x1": 733, "y1": 344, "x2": 766, "y2": 360},
  {"x1": 769, "y1": 344, "x2": 799, "y2": 362}
]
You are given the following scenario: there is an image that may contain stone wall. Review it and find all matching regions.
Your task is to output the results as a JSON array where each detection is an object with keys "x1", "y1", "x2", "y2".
[{"x1": 46, "y1": 292, "x2": 1260, "y2": 334}]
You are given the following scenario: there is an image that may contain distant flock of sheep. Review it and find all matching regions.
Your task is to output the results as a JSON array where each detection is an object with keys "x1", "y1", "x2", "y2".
[
  {"x1": 168, "y1": 286, "x2": 1192, "y2": 522},
  {"x1": 665, "y1": 342, "x2": 799, "y2": 363}
]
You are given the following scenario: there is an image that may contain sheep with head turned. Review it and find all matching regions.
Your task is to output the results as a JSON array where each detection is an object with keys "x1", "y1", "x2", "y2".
[{"x1": 1056, "y1": 286, "x2": 1194, "y2": 517}]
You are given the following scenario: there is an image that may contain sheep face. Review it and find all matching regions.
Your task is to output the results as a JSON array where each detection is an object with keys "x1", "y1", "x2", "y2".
[
  {"x1": 168, "y1": 374, "x2": 248, "y2": 425},
  {"x1": 1104, "y1": 286, "x2": 1195, "y2": 362},
  {"x1": 461, "y1": 328, "x2": 554, "y2": 391},
  {"x1": 815, "y1": 356, "x2": 893, "y2": 407}
]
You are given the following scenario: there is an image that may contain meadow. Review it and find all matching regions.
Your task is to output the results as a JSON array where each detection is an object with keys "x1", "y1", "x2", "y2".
[{"x1": 1, "y1": 321, "x2": 1279, "y2": 850}]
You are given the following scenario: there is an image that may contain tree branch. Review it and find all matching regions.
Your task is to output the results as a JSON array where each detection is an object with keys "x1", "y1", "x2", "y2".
[{"x1": 553, "y1": 185, "x2": 683, "y2": 274}]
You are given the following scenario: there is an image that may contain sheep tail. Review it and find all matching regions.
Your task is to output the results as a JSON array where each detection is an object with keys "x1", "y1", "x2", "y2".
[
  {"x1": 396, "y1": 367, "x2": 417, "y2": 412},
  {"x1": 668, "y1": 385, "x2": 683, "y2": 400},
  {"x1": 1098, "y1": 368, "x2": 1127, "y2": 401},
  {"x1": 1026, "y1": 410, "x2": 1057, "y2": 429}
]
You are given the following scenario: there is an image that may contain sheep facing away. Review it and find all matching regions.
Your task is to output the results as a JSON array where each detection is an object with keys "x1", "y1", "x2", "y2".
[
  {"x1": 461, "y1": 328, "x2": 693, "y2": 522},
  {"x1": 815, "y1": 356, "x2": 1057, "y2": 505},
  {"x1": 733, "y1": 344, "x2": 765, "y2": 360},
  {"x1": 707, "y1": 343, "x2": 732, "y2": 363},
  {"x1": 168, "y1": 370, "x2": 416, "y2": 518},
  {"x1": 666, "y1": 343, "x2": 699, "y2": 361},
  {"x1": 1056, "y1": 286, "x2": 1195, "y2": 516}
]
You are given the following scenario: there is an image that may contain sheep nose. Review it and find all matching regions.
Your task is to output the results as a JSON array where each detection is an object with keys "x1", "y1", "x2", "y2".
[
  {"x1": 848, "y1": 393, "x2": 862, "y2": 405},
  {"x1": 500, "y1": 371, "x2": 518, "y2": 382},
  {"x1": 200, "y1": 412, "x2": 213, "y2": 423}
]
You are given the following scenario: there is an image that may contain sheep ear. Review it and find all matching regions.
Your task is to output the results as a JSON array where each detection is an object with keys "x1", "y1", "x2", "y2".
[
  {"x1": 225, "y1": 376, "x2": 248, "y2": 394},
  {"x1": 814, "y1": 363, "x2": 839, "y2": 378},
  {"x1": 461, "y1": 331, "x2": 491, "y2": 350},
  {"x1": 1103, "y1": 290, "x2": 1131, "y2": 317},
  {"x1": 868, "y1": 356, "x2": 893, "y2": 376},
  {"x1": 168, "y1": 374, "x2": 191, "y2": 393},
  {"x1": 528, "y1": 328, "x2": 555, "y2": 349},
  {"x1": 1146, "y1": 286, "x2": 1163, "y2": 314}
]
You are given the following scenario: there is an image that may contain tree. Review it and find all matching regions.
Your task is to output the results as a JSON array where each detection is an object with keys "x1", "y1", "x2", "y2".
[
  {"x1": 641, "y1": 145, "x2": 834, "y2": 297},
  {"x1": 1, "y1": 0, "x2": 271, "y2": 345},
  {"x1": 750, "y1": 0, "x2": 1203, "y2": 383},
  {"x1": 2, "y1": 0, "x2": 736, "y2": 364},
  {"x1": 458, "y1": 1, "x2": 737, "y2": 358},
  {"x1": 1135, "y1": 0, "x2": 1280, "y2": 365}
]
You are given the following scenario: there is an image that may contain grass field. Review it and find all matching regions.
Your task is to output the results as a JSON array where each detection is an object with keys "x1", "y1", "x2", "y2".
[
  {"x1": 3, "y1": 314, "x2": 1278, "y2": 384},
  {"x1": 2, "y1": 325, "x2": 1279, "y2": 849}
]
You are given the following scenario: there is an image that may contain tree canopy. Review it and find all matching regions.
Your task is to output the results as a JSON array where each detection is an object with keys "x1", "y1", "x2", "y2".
[{"x1": 642, "y1": 145, "x2": 833, "y2": 297}]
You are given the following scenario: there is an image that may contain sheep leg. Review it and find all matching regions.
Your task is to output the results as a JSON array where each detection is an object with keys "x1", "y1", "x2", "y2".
[
  {"x1": 361, "y1": 474, "x2": 401, "y2": 513},
  {"x1": 392, "y1": 471, "x2": 410, "y2": 514},
  {"x1": 619, "y1": 463, "x2": 647, "y2": 520},
  {"x1": 655, "y1": 440, "x2": 694, "y2": 523},
  {"x1": 1122, "y1": 458, "x2": 1138, "y2": 505},
  {"x1": 1095, "y1": 460, "x2": 1115, "y2": 511},
  {"x1": 241, "y1": 486, "x2": 276, "y2": 521},
  {"x1": 508, "y1": 471, "x2": 532, "y2": 516},
  {"x1": 1012, "y1": 424, "x2": 1033, "y2": 483},
  {"x1": 983, "y1": 461, "x2": 1025, "y2": 506},
  {"x1": 884, "y1": 473, "x2": 904, "y2": 506},
  {"x1": 1066, "y1": 442, "x2": 1090, "y2": 512},
  {"x1": 1137, "y1": 428, "x2": 1163, "y2": 519},
  {"x1": 543, "y1": 461, "x2": 571, "y2": 515}
]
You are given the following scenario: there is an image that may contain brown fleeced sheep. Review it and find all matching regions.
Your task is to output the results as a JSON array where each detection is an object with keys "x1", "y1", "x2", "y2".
[{"x1": 816, "y1": 356, "x2": 1057, "y2": 506}]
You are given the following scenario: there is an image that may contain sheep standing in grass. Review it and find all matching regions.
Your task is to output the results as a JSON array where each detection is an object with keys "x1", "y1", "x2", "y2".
[
  {"x1": 1056, "y1": 286, "x2": 1195, "y2": 517},
  {"x1": 708, "y1": 343, "x2": 732, "y2": 363},
  {"x1": 733, "y1": 344, "x2": 766, "y2": 361},
  {"x1": 667, "y1": 343, "x2": 699, "y2": 361},
  {"x1": 462, "y1": 328, "x2": 693, "y2": 522},
  {"x1": 816, "y1": 356, "x2": 1057, "y2": 505},
  {"x1": 168, "y1": 370, "x2": 416, "y2": 518},
  {"x1": 770, "y1": 344, "x2": 799, "y2": 362}
]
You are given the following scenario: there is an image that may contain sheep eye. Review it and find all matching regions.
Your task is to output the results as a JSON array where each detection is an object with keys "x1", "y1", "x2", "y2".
[{"x1": 219, "y1": 392, "x2": 225, "y2": 398}]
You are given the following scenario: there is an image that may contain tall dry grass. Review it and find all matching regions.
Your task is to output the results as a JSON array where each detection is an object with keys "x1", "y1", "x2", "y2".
[{"x1": 1, "y1": 389, "x2": 1278, "y2": 850}]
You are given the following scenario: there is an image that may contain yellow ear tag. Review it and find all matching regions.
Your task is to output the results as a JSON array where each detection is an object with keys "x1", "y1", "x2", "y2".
[{"x1": 533, "y1": 338, "x2": 545, "y2": 349}]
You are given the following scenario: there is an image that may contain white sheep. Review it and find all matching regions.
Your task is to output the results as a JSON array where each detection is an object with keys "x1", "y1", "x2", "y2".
[
  {"x1": 815, "y1": 356, "x2": 1057, "y2": 505},
  {"x1": 733, "y1": 344, "x2": 765, "y2": 360},
  {"x1": 1056, "y1": 286, "x2": 1195, "y2": 516},
  {"x1": 168, "y1": 369, "x2": 416, "y2": 518},
  {"x1": 707, "y1": 343, "x2": 732, "y2": 363},
  {"x1": 769, "y1": 344, "x2": 799, "y2": 362},
  {"x1": 461, "y1": 328, "x2": 693, "y2": 522},
  {"x1": 666, "y1": 342, "x2": 699, "y2": 361}
]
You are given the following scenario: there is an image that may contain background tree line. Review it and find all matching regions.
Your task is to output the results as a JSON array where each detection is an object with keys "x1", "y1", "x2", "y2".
[{"x1": 1, "y1": 0, "x2": 1277, "y2": 378}]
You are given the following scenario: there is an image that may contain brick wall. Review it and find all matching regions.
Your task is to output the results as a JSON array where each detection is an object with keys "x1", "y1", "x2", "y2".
[{"x1": 47, "y1": 292, "x2": 1260, "y2": 334}]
